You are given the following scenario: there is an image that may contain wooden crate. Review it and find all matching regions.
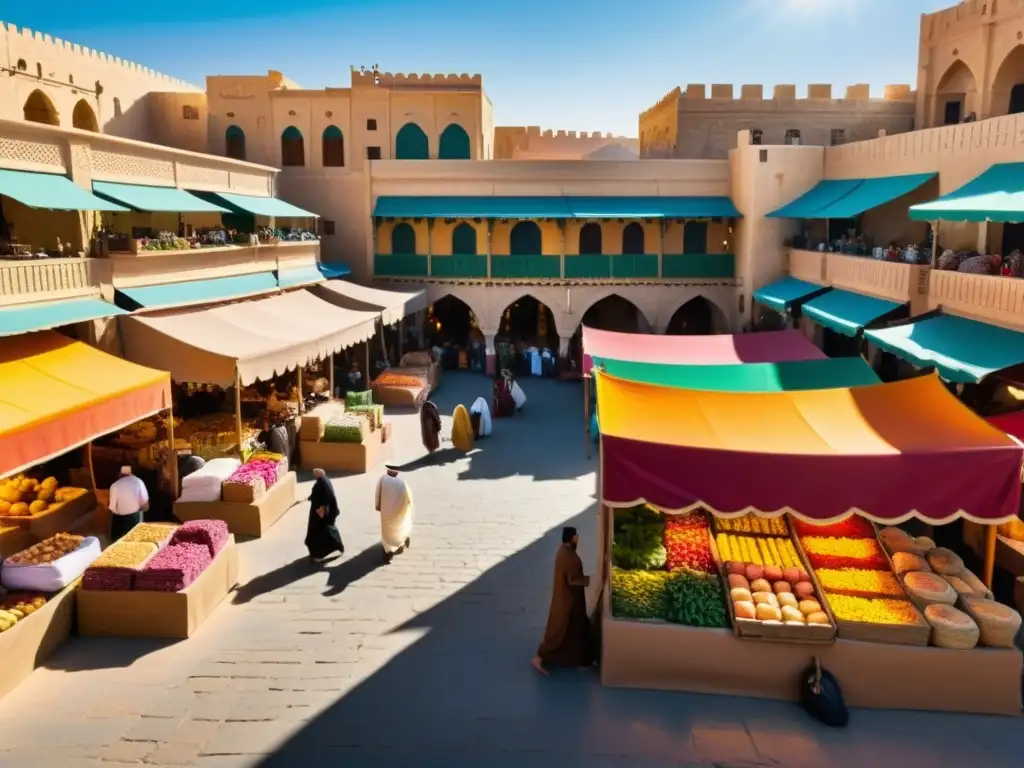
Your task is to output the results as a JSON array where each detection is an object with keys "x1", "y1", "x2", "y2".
[{"x1": 711, "y1": 513, "x2": 791, "y2": 538}]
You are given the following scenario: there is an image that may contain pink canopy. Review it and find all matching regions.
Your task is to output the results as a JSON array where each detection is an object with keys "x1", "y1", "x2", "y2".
[
  {"x1": 581, "y1": 327, "x2": 825, "y2": 374},
  {"x1": 989, "y1": 412, "x2": 1024, "y2": 444}
]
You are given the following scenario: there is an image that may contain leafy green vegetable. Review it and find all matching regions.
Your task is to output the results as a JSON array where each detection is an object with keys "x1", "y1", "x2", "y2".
[
  {"x1": 610, "y1": 567, "x2": 668, "y2": 620},
  {"x1": 323, "y1": 414, "x2": 365, "y2": 443},
  {"x1": 612, "y1": 507, "x2": 666, "y2": 570},
  {"x1": 663, "y1": 568, "x2": 728, "y2": 628}
]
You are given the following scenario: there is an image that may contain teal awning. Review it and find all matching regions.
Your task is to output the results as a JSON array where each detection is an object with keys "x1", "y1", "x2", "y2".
[
  {"x1": 277, "y1": 264, "x2": 325, "y2": 288},
  {"x1": 318, "y1": 262, "x2": 352, "y2": 279},
  {"x1": 752, "y1": 277, "x2": 830, "y2": 313},
  {"x1": 202, "y1": 192, "x2": 319, "y2": 218},
  {"x1": 909, "y1": 163, "x2": 1024, "y2": 223},
  {"x1": 598, "y1": 357, "x2": 880, "y2": 391},
  {"x1": 801, "y1": 288, "x2": 905, "y2": 338},
  {"x1": 373, "y1": 196, "x2": 572, "y2": 219},
  {"x1": 811, "y1": 173, "x2": 936, "y2": 219},
  {"x1": 565, "y1": 196, "x2": 741, "y2": 218},
  {"x1": 767, "y1": 180, "x2": 861, "y2": 218},
  {"x1": 864, "y1": 314, "x2": 1024, "y2": 383},
  {"x1": 0, "y1": 297, "x2": 126, "y2": 336},
  {"x1": 117, "y1": 272, "x2": 279, "y2": 310},
  {"x1": 0, "y1": 169, "x2": 128, "y2": 212},
  {"x1": 92, "y1": 181, "x2": 229, "y2": 213}
]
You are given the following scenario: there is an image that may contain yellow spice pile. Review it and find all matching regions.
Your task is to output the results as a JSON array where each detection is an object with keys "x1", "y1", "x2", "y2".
[
  {"x1": 91, "y1": 542, "x2": 157, "y2": 569},
  {"x1": 122, "y1": 523, "x2": 176, "y2": 545}
]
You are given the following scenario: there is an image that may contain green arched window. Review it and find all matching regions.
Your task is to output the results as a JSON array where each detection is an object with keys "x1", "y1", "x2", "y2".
[
  {"x1": 510, "y1": 221, "x2": 542, "y2": 255},
  {"x1": 451, "y1": 223, "x2": 477, "y2": 254},
  {"x1": 225, "y1": 125, "x2": 246, "y2": 161},
  {"x1": 395, "y1": 123, "x2": 429, "y2": 159},
  {"x1": 391, "y1": 223, "x2": 417, "y2": 254},
  {"x1": 322, "y1": 125, "x2": 344, "y2": 167},
  {"x1": 438, "y1": 123, "x2": 471, "y2": 159},
  {"x1": 281, "y1": 126, "x2": 305, "y2": 167}
]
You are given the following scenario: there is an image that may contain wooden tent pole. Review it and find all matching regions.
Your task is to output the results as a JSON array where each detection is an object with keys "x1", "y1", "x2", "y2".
[
  {"x1": 85, "y1": 441, "x2": 96, "y2": 492},
  {"x1": 328, "y1": 353, "x2": 335, "y2": 399},
  {"x1": 167, "y1": 404, "x2": 179, "y2": 497},
  {"x1": 584, "y1": 374, "x2": 591, "y2": 459},
  {"x1": 983, "y1": 525, "x2": 997, "y2": 589},
  {"x1": 297, "y1": 365, "x2": 303, "y2": 411},
  {"x1": 235, "y1": 370, "x2": 243, "y2": 459}
]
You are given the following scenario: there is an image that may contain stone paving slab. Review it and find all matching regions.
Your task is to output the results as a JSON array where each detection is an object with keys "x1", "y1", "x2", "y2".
[{"x1": 0, "y1": 373, "x2": 1022, "y2": 768}]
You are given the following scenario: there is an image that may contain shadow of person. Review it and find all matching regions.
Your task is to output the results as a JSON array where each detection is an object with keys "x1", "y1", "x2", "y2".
[
  {"x1": 323, "y1": 545, "x2": 388, "y2": 598},
  {"x1": 231, "y1": 555, "x2": 335, "y2": 605},
  {"x1": 389, "y1": 447, "x2": 463, "y2": 472}
]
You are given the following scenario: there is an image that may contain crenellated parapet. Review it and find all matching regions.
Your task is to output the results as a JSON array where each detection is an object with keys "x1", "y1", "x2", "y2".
[
  {"x1": 350, "y1": 69, "x2": 482, "y2": 89},
  {"x1": 676, "y1": 83, "x2": 915, "y2": 102}
]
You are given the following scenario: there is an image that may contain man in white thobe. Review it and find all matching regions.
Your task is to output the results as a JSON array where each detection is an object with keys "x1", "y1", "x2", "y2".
[
  {"x1": 108, "y1": 465, "x2": 149, "y2": 542},
  {"x1": 375, "y1": 465, "x2": 413, "y2": 564}
]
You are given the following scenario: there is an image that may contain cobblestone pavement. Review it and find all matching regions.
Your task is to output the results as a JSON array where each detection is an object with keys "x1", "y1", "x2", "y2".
[{"x1": 1, "y1": 373, "x2": 1023, "y2": 768}]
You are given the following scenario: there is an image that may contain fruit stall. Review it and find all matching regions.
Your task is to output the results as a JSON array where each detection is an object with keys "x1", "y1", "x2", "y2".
[
  {"x1": 579, "y1": 326, "x2": 829, "y2": 457},
  {"x1": 370, "y1": 368, "x2": 431, "y2": 409},
  {"x1": 77, "y1": 520, "x2": 239, "y2": 639},
  {"x1": 594, "y1": 370, "x2": 1024, "y2": 715},
  {"x1": 298, "y1": 397, "x2": 392, "y2": 474}
]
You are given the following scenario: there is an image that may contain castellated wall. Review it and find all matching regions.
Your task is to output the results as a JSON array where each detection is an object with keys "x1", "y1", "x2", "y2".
[
  {"x1": 493, "y1": 126, "x2": 639, "y2": 160},
  {"x1": 640, "y1": 83, "x2": 916, "y2": 160},
  {"x1": 0, "y1": 22, "x2": 208, "y2": 152}
]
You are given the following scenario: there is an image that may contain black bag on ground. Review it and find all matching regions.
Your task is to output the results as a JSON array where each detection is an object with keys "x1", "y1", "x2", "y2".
[{"x1": 799, "y1": 656, "x2": 848, "y2": 727}]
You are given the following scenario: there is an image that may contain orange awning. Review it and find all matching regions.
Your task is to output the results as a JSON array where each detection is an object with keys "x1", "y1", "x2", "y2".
[{"x1": 0, "y1": 332, "x2": 171, "y2": 477}]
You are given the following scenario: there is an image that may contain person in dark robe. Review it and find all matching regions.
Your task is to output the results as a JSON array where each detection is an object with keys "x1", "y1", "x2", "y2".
[
  {"x1": 493, "y1": 371, "x2": 515, "y2": 418},
  {"x1": 305, "y1": 468, "x2": 344, "y2": 563},
  {"x1": 532, "y1": 526, "x2": 594, "y2": 676},
  {"x1": 420, "y1": 400, "x2": 442, "y2": 453}
]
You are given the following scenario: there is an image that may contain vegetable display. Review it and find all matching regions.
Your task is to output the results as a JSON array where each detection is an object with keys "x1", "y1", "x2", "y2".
[
  {"x1": 663, "y1": 568, "x2": 728, "y2": 628},
  {"x1": 716, "y1": 514, "x2": 788, "y2": 537},
  {"x1": 5, "y1": 533, "x2": 84, "y2": 566},
  {"x1": 612, "y1": 506, "x2": 666, "y2": 570},
  {"x1": 346, "y1": 390, "x2": 373, "y2": 407},
  {"x1": 664, "y1": 513, "x2": 714, "y2": 573},
  {"x1": 610, "y1": 567, "x2": 667, "y2": 620},
  {"x1": 323, "y1": 414, "x2": 367, "y2": 444},
  {"x1": 715, "y1": 533, "x2": 802, "y2": 568},
  {"x1": 724, "y1": 561, "x2": 829, "y2": 627}
]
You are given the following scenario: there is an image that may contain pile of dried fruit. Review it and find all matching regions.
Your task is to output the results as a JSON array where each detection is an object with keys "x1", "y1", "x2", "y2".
[{"x1": 6, "y1": 533, "x2": 84, "y2": 566}]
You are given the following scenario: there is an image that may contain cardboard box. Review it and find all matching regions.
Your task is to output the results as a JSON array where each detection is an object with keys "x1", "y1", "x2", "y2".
[
  {"x1": 0, "y1": 580, "x2": 77, "y2": 700},
  {"x1": 299, "y1": 432, "x2": 392, "y2": 474},
  {"x1": 77, "y1": 535, "x2": 239, "y2": 639},
  {"x1": 173, "y1": 472, "x2": 298, "y2": 538}
]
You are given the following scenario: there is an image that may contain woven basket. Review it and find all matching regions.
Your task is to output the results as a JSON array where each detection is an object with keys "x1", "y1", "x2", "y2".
[
  {"x1": 892, "y1": 552, "x2": 930, "y2": 576},
  {"x1": 903, "y1": 571, "x2": 957, "y2": 610},
  {"x1": 924, "y1": 604, "x2": 979, "y2": 650},
  {"x1": 927, "y1": 547, "x2": 965, "y2": 577},
  {"x1": 959, "y1": 596, "x2": 1023, "y2": 649},
  {"x1": 878, "y1": 527, "x2": 917, "y2": 555}
]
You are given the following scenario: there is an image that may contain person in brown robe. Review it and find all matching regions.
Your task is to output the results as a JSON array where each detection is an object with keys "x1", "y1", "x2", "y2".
[
  {"x1": 420, "y1": 400, "x2": 442, "y2": 453},
  {"x1": 532, "y1": 526, "x2": 593, "y2": 676}
]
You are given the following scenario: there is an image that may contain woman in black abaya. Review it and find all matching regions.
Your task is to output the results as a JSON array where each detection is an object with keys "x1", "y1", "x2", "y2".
[{"x1": 306, "y1": 468, "x2": 344, "y2": 562}]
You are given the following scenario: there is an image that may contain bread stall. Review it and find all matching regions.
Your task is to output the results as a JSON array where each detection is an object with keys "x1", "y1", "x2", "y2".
[
  {"x1": 594, "y1": 371, "x2": 1024, "y2": 715},
  {"x1": 119, "y1": 290, "x2": 378, "y2": 537}
]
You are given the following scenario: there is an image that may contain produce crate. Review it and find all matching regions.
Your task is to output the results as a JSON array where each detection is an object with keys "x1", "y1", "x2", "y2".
[
  {"x1": 792, "y1": 531, "x2": 930, "y2": 647},
  {"x1": 221, "y1": 476, "x2": 267, "y2": 505},
  {"x1": 719, "y1": 526, "x2": 836, "y2": 645},
  {"x1": 712, "y1": 513, "x2": 790, "y2": 538}
]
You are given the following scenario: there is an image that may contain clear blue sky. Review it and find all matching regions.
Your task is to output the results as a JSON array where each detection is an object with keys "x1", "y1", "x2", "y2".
[{"x1": 6, "y1": 0, "x2": 953, "y2": 137}]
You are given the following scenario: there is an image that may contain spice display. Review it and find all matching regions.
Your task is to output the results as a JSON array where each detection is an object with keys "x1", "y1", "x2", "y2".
[
  {"x1": 0, "y1": 474, "x2": 89, "y2": 519},
  {"x1": 716, "y1": 514, "x2": 788, "y2": 536},
  {"x1": 664, "y1": 514, "x2": 714, "y2": 573},
  {"x1": 791, "y1": 516, "x2": 875, "y2": 539},
  {"x1": 170, "y1": 520, "x2": 229, "y2": 558},
  {"x1": 225, "y1": 459, "x2": 279, "y2": 490},
  {"x1": 824, "y1": 592, "x2": 924, "y2": 625},
  {"x1": 82, "y1": 542, "x2": 159, "y2": 591},
  {"x1": 612, "y1": 506, "x2": 666, "y2": 570},
  {"x1": 323, "y1": 414, "x2": 367, "y2": 444},
  {"x1": 800, "y1": 536, "x2": 889, "y2": 571},
  {"x1": 727, "y1": 560, "x2": 827, "y2": 626},
  {"x1": 5, "y1": 533, "x2": 84, "y2": 566},
  {"x1": 610, "y1": 567, "x2": 668, "y2": 620},
  {"x1": 716, "y1": 533, "x2": 801, "y2": 568},
  {"x1": 374, "y1": 372, "x2": 424, "y2": 388},
  {"x1": 815, "y1": 568, "x2": 904, "y2": 598},
  {"x1": 663, "y1": 568, "x2": 728, "y2": 628},
  {"x1": 135, "y1": 542, "x2": 212, "y2": 592},
  {"x1": 121, "y1": 524, "x2": 176, "y2": 546}
]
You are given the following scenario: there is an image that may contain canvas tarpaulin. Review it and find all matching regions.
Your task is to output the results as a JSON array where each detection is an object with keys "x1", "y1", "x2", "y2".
[
  {"x1": 119, "y1": 291, "x2": 378, "y2": 387},
  {"x1": 311, "y1": 280, "x2": 427, "y2": 326},
  {"x1": 0, "y1": 331, "x2": 171, "y2": 477},
  {"x1": 596, "y1": 371, "x2": 1022, "y2": 524}
]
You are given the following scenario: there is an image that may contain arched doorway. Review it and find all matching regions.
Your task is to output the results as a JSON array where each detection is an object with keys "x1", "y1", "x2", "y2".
[
  {"x1": 225, "y1": 126, "x2": 246, "y2": 160},
  {"x1": 497, "y1": 295, "x2": 559, "y2": 374},
  {"x1": 23, "y1": 90, "x2": 58, "y2": 126},
  {"x1": 622, "y1": 223, "x2": 644, "y2": 254},
  {"x1": 391, "y1": 223, "x2": 417, "y2": 254},
  {"x1": 934, "y1": 60, "x2": 977, "y2": 125},
  {"x1": 510, "y1": 221, "x2": 542, "y2": 255},
  {"x1": 322, "y1": 125, "x2": 344, "y2": 167},
  {"x1": 438, "y1": 123, "x2": 471, "y2": 159},
  {"x1": 579, "y1": 223, "x2": 602, "y2": 255},
  {"x1": 71, "y1": 99, "x2": 98, "y2": 132},
  {"x1": 281, "y1": 126, "x2": 305, "y2": 167},
  {"x1": 666, "y1": 296, "x2": 721, "y2": 335},
  {"x1": 425, "y1": 295, "x2": 477, "y2": 369},
  {"x1": 580, "y1": 294, "x2": 649, "y2": 334},
  {"x1": 451, "y1": 222, "x2": 477, "y2": 254},
  {"x1": 990, "y1": 45, "x2": 1024, "y2": 117},
  {"x1": 395, "y1": 123, "x2": 429, "y2": 159}
]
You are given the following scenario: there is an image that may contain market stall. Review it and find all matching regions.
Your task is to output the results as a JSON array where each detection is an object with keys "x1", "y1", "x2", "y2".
[
  {"x1": 119, "y1": 290, "x2": 377, "y2": 536},
  {"x1": 298, "y1": 398, "x2": 391, "y2": 474},
  {"x1": 371, "y1": 368, "x2": 431, "y2": 409},
  {"x1": 580, "y1": 326, "x2": 828, "y2": 457},
  {"x1": 77, "y1": 520, "x2": 238, "y2": 638},
  {"x1": 594, "y1": 371, "x2": 1024, "y2": 715}
]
